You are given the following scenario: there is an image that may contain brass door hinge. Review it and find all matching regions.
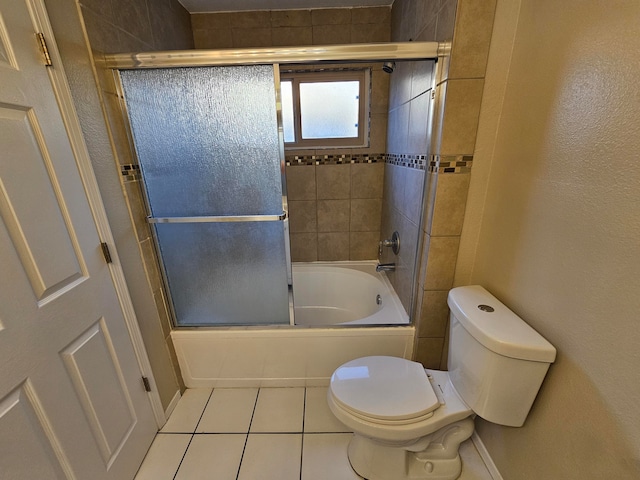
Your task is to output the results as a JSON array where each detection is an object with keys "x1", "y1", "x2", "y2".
[
  {"x1": 36, "y1": 33, "x2": 52, "y2": 67},
  {"x1": 100, "y1": 242, "x2": 113, "y2": 264},
  {"x1": 142, "y1": 376, "x2": 152, "y2": 392}
]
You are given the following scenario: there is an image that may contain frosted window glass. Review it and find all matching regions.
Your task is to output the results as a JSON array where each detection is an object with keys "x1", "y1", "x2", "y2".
[
  {"x1": 299, "y1": 81, "x2": 360, "y2": 139},
  {"x1": 281, "y1": 80, "x2": 295, "y2": 143}
]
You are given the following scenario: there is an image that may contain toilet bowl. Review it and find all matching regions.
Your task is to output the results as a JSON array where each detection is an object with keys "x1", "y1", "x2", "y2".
[{"x1": 328, "y1": 285, "x2": 556, "y2": 480}]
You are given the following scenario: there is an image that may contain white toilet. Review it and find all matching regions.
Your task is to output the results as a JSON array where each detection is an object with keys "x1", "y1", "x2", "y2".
[{"x1": 328, "y1": 285, "x2": 556, "y2": 480}]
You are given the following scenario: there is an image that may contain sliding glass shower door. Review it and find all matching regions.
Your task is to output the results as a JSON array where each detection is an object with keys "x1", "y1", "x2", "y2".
[{"x1": 119, "y1": 65, "x2": 291, "y2": 326}]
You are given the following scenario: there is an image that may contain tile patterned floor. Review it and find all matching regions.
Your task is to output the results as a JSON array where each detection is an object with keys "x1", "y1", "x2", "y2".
[{"x1": 135, "y1": 387, "x2": 493, "y2": 480}]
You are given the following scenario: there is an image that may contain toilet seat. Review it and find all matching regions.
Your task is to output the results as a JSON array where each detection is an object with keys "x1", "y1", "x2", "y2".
[{"x1": 329, "y1": 356, "x2": 440, "y2": 424}]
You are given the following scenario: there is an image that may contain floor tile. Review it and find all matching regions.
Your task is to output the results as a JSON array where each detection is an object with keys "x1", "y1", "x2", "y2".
[
  {"x1": 304, "y1": 387, "x2": 352, "y2": 433},
  {"x1": 302, "y1": 433, "x2": 361, "y2": 480},
  {"x1": 250, "y1": 387, "x2": 304, "y2": 432},
  {"x1": 238, "y1": 434, "x2": 302, "y2": 480},
  {"x1": 160, "y1": 388, "x2": 211, "y2": 433},
  {"x1": 174, "y1": 434, "x2": 246, "y2": 480},
  {"x1": 196, "y1": 388, "x2": 258, "y2": 433},
  {"x1": 134, "y1": 433, "x2": 191, "y2": 480}
]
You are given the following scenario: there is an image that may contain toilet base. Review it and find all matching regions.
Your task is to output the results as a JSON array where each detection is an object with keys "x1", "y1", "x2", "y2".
[{"x1": 347, "y1": 418, "x2": 474, "y2": 480}]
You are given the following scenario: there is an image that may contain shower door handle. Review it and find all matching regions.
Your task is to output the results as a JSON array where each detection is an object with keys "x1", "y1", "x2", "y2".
[{"x1": 147, "y1": 211, "x2": 287, "y2": 224}]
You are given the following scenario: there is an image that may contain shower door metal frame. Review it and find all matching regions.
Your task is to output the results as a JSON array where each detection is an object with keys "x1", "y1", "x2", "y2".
[{"x1": 109, "y1": 42, "x2": 441, "y2": 329}]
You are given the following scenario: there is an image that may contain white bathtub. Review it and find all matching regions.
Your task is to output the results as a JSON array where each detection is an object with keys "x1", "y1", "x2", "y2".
[
  {"x1": 292, "y1": 261, "x2": 409, "y2": 326},
  {"x1": 172, "y1": 262, "x2": 414, "y2": 387}
]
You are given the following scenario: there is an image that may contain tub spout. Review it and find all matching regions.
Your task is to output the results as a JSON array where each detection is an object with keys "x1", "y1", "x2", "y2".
[{"x1": 376, "y1": 263, "x2": 396, "y2": 272}]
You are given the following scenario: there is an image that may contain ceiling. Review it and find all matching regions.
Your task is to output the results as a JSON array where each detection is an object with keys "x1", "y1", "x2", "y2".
[{"x1": 178, "y1": 0, "x2": 394, "y2": 13}]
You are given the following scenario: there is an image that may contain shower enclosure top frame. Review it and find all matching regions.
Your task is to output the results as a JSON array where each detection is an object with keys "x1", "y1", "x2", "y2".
[{"x1": 104, "y1": 42, "x2": 443, "y2": 69}]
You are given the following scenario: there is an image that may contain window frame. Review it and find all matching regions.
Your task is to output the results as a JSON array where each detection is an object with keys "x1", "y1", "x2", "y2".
[{"x1": 280, "y1": 69, "x2": 371, "y2": 149}]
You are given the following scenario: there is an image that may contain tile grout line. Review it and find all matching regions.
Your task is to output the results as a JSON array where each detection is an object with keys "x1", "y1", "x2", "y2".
[
  {"x1": 235, "y1": 387, "x2": 261, "y2": 480},
  {"x1": 172, "y1": 389, "x2": 214, "y2": 480}
]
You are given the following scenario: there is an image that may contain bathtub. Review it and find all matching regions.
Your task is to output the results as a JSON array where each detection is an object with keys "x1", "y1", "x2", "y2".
[
  {"x1": 172, "y1": 262, "x2": 414, "y2": 387},
  {"x1": 292, "y1": 261, "x2": 409, "y2": 326}
]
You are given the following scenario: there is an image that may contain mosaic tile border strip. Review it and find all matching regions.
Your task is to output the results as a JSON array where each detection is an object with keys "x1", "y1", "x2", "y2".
[
  {"x1": 120, "y1": 163, "x2": 141, "y2": 181},
  {"x1": 285, "y1": 153, "x2": 385, "y2": 166},
  {"x1": 429, "y1": 155, "x2": 473, "y2": 174},
  {"x1": 385, "y1": 153, "x2": 428, "y2": 170}
]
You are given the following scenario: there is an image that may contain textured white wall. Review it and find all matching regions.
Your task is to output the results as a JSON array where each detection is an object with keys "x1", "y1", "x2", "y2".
[{"x1": 458, "y1": 0, "x2": 640, "y2": 478}]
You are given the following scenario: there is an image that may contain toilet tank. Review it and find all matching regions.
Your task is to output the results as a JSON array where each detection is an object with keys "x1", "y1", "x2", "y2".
[{"x1": 447, "y1": 286, "x2": 556, "y2": 427}]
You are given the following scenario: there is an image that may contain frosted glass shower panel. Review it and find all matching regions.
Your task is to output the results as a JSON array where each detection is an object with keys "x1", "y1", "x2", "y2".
[
  {"x1": 155, "y1": 222, "x2": 289, "y2": 325},
  {"x1": 119, "y1": 65, "x2": 290, "y2": 326},
  {"x1": 119, "y1": 66, "x2": 283, "y2": 217}
]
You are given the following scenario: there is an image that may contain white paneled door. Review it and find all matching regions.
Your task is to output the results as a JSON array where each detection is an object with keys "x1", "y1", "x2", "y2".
[{"x1": 0, "y1": 1, "x2": 157, "y2": 479}]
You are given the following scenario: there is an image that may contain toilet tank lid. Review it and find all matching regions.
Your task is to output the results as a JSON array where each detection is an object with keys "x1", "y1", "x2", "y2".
[{"x1": 448, "y1": 286, "x2": 556, "y2": 363}]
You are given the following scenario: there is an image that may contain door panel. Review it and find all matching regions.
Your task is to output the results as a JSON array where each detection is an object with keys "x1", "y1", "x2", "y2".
[{"x1": 0, "y1": 0, "x2": 157, "y2": 478}]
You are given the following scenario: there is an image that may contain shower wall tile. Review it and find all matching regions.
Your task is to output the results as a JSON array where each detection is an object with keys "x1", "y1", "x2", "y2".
[
  {"x1": 312, "y1": 25, "x2": 351, "y2": 45},
  {"x1": 271, "y1": 10, "x2": 312, "y2": 27},
  {"x1": 366, "y1": 113, "x2": 388, "y2": 154},
  {"x1": 154, "y1": 288, "x2": 173, "y2": 339},
  {"x1": 272, "y1": 27, "x2": 313, "y2": 47},
  {"x1": 351, "y1": 199, "x2": 382, "y2": 232},
  {"x1": 415, "y1": 337, "x2": 445, "y2": 369},
  {"x1": 424, "y1": 235, "x2": 460, "y2": 291},
  {"x1": 318, "y1": 232, "x2": 350, "y2": 261},
  {"x1": 232, "y1": 28, "x2": 272, "y2": 48},
  {"x1": 446, "y1": 0, "x2": 496, "y2": 80},
  {"x1": 351, "y1": 162, "x2": 384, "y2": 199},
  {"x1": 124, "y1": 180, "x2": 151, "y2": 242},
  {"x1": 371, "y1": 67, "x2": 390, "y2": 114},
  {"x1": 418, "y1": 290, "x2": 450, "y2": 338},
  {"x1": 435, "y1": 0, "x2": 458, "y2": 42},
  {"x1": 286, "y1": 165, "x2": 316, "y2": 200},
  {"x1": 438, "y1": 78, "x2": 484, "y2": 155},
  {"x1": 350, "y1": 231, "x2": 380, "y2": 260},
  {"x1": 317, "y1": 200, "x2": 350, "y2": 232},
  {"x1": 350, "y1": 23, "x2": 391, "y2": 43},
  {"x1": 429, "y1": 172, "x2": 471, "y2": 236},
  {"x1": 316, "y1": 164, "x2": 351, "y2": 200},
  {"x1": 290, "y1": 233, "x2": 318, "y2": 262},
  {"x1": 288, "y1": 201, "x2": 317, "y2": 233},
  {"x1": 311, "y1": 8, "x2": 351, "y2": 25},
  {"x1": 194, "y1": 6, "x2": 390, "y2": 49}
]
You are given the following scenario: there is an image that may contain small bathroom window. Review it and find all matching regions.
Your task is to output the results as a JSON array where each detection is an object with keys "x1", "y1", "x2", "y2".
[{"x1": 280, "y1": 69, "x2": 370, "y2": 149}]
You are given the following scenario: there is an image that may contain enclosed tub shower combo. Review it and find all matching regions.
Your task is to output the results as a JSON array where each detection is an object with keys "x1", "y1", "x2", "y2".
[{"x1": 109, "y1": 43, "x2": 440, "y2": 385}]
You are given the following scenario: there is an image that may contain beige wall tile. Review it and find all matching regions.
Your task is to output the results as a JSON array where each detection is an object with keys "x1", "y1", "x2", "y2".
[
  {"x1": 350, "y1": 231, "x2": 380, "y2": 260},
  {"x1": 448, "y1": 0, "x2": 496, "y2": 79},
  {"x1": 194, "y1": 28, "x2": 233, "y2": 49},
  {"x1": 288, "y1": 200, "x2": 317, "y2": 232},
  {"x1": 140, "y1": 238, "x2": 162, "y2": 291},
  {"x1": 430, "y1": 172, "x2": 470, "y2": 236},
  {"x1": 438, "y1": 78, "x2": 484, "y2": 155},
  {"x1": 311, "y1": 8, "x2": 351, "y2": 25},
  {"x1": 232, "y1": 28, "x2": 272, "y2": 48},
  {"x1": 154, "y1": 288, "x2": 172, "y2": 339},
  {"x1": 424, "y1": 235, "x2": 460, "y2": 290},
  {"x1": 370, "y1": 67, "x2": 390, "y2": 114},
  {"x1": 418, "y1": 290, "x2": 449, "y2": 337},
  {"x1": 191, "y1": 12, "x2": 234, "y2": 30},
  {"x1": 316, "y1": 164, "x2": 351, "y2": 199},
  {"x1": 351, "y1": 6, "x2": 391, "y2": 25},
  {"x1": 271, "y1": 9, "x2": 312, "y2": 27},
  {"x1": 312, "y1": 24, "x2": 351, "y2": 45},
  {"x1": 286, "y1": 165, "x2": 316, "y2": 200},
  {"x1": 165, "y1": 335, "x2": 185, "y2": 392},
  {"x1": 351, "y1": 23, "x2": 391, "y2": 43},
  {"x1": 318, "y1": 232, "x2": 350, "y2": 261},
  {"x1": 414, "y1": 337, "x2": 445, "y2": 369},
  {"x1": 230, "y1": 11, "x2": 271, "y2": 28},
  {"x1": 365, "y1": 113, "x2": 388, "y2": 153},
  {"x1": 351, "y1": 162, "x2": 384, "y2": 199},
  {"x1": 317, "y1": 199, "x2": 350, "y2": 232},
  {"x1": 272, "y1": 26, "x2": 313, "y2": 46},
  {"x1": 112, "y1": 0, "x2": 153, "y2": 45},
  {"x1": 351, "y1": 199, "x2": 382, "y2": 232},
  {"x1": 290, "y1": 233, "x2": 318, "y2": 262},
  {"x1": 123, "y1": 181, "x2": 150, "y2": 242}
]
